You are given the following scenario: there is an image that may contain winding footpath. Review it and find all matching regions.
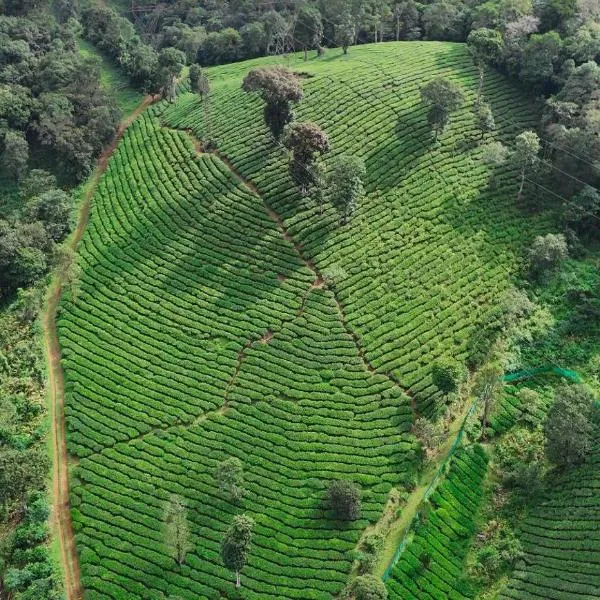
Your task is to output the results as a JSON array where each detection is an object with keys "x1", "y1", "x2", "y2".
[{"x1": 43, "y1": 96, "x2": 153, "y2": 600}]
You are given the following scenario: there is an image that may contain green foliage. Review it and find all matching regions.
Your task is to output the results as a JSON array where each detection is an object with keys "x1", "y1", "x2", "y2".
[
  {"x1": 387, "y1": 446, "x2": 489, "y2": 598},
  {"x1": 26, "y1": 190, "x2": 71, "y2": 242},
  {"x1": 431, "y1": 358, "x2": 466, "y2": 395},
  {"x1": 326, "y1": 154, "x2": 366, "y2": 223},
  {"x1": 2, "y1": 130, "x2": 29, "y2": 181},
  {"x1": 527, "y1": 233, "x2": 568, "y2": 280},
  {"x1": 215, "y1": 457, "x2": 244, "y2": 502},
  {"x1": 242, "y1": 66, "x2": 303, "y2": 138},
  {"x1": 545, "y1": 384, "x2": 595, "y2": 468},
  {"x1": 221, "y1": 514, "x2": 254, "y2": 587},
  {"x1": 335, "y1": 11, "x2": 356, "y2": 54},
  {"x1": 475, "y1": 100, "x2": 496, "y2": 139},
  {"x1": 284, "y1": 121, "x2": 330, "y2": 194},
  {"x1": 61, "y1": 43, "x2": 554, "y2": 599},
  {"x1": 356, "y1": 532, "x2": 385, "y2": 574},
  {"x1": 189, "y1": 64, "x2": 210, "y2": 99},
  {"x1": 419, "y1": 77, "x2": 464, "y2": 140},
  {"x1": 350, "y1": 574, "x2": 388, "y2": 600},
  {"x1": 328, "y1": 479, "x2": 361, "y2": 520},
  {"x1": 470, "y1": 521, "x2": 523, "y2": 583},
  {"x1": 501, "y1": 409, "x2": 600, "y2": 600},
  {"x1": 163, "y1": 494, "x2": 193, "y2": 565},
  {"x1": 295, "y1": 5, "x2": 323, "y2": 60}
]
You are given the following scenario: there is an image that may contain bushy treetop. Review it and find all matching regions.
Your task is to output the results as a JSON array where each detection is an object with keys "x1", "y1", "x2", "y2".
[{"x1": 242, "y1": 66, "x2": 303, "y2": 105}]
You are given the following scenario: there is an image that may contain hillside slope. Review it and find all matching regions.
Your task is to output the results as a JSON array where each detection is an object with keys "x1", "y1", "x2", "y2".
[
  {"x1": 500, "y1": 413, "x2": 600, "y2": 600},
  {"x1": 59, "y1": 42, "x2": 549, "y2": 599}
]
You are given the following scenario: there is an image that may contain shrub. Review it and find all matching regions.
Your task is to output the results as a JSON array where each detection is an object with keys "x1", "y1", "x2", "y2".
[{"x1": 327, "y1": 479, "x2": 361, "y2": 520}]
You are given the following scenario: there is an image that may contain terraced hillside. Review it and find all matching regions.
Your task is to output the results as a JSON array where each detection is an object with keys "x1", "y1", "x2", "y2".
[
  {"x1": 162, "y1": 41, "x2": 548, "y2": 414},
  {"x1": 500, "y1": 411, "x2": 600, "y2": 600},
  {"x1": 59, "y1": 42, "x2": 550, "y2": 599},
  {"x1": 386, "y1": 445, "x2": 489, "y2": 599}
]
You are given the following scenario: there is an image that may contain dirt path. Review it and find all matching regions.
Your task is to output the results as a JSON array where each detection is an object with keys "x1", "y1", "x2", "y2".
[
  {"x1": 206, "y1": 147, "x2": 419, "y2": 412},
  {"x1": 43, "y1": 95, "x2": 154, "y2": 600}
]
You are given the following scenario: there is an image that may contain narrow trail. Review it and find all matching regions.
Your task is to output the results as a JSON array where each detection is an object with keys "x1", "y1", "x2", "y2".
[
  {"x1": 210, "y1": 147, "x2": 417, "y2": 409},
  {"x1": 43, "y1": 94, "x2": 154, "y2": 600}
]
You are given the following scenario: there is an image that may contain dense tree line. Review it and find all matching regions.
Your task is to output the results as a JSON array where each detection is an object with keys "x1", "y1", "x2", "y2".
[
  {"x1": 84, "y1": 1, "x2": 598, "y2": 241},
  {"x1": 0, "y1": 6, "x2": 119, "y2": 183}
]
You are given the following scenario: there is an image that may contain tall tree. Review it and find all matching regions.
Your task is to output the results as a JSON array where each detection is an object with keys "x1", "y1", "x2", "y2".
[
  {"x1": 511, "y1": 130, "x2": 540, "y2": 202},
  {"x1": 2, "y1": 130, "x2": 29, "y2": 181},
  {"x1": 242, "y1": 66, "x2": 303, "y2": 139},
  {"x1": 392, "y1": 0, "x2": 419, "y2": 40},
  {"x1": 431, "y1": 358, "x2": 466, "y2": 396},
  {"x1": 545, "y1": 384, "x2": 594, "y2": 468},
  {"x1": 283, "y1": 121, "x2": 330, "y2": 195},
  {"x1": 420, "y1": 78, "x2": 464, "y2": 141},
  {"x1": 474, "y1": 362, "x2": 503, "y2": 431},
  {"x1": 215, "y1": 457, "x2": 245, "y2": 502},
  {"x1": 327, "y1": 479, "x2": 361, "y2": 520},
  {"x1": 189, "y1": 64, "x2": 210, "y2": 100},
  {"x1": 221, "y1": 514, "x2": 255, "y2": 588},
  {"x1": 163, "y1": 495, "x2": 193, "y2": 566},
  {"x1": 261, "y1": 10, "x2": 288, "y2": 54},
  {"x1": 467, "y1": 28, "x2": 504, "y2": 103},
  {"x1": 335, "y1": 10, "x2": 356, "y2": 54},
  {"x1": 326, "y1": 154, "x2": 366, "y2": 222},
  {"x1": 295, "y1": 5, "x2": 323, "y2": 61},
  {"x1": 153, "y1": 47, "x2": 185, "y2": 102},
  {"x1": 527, "y1": 233, "x2": 568, "y2": 280},
  {"x1": 475, "y1": 100, "x2": 496, "y2": 140}
]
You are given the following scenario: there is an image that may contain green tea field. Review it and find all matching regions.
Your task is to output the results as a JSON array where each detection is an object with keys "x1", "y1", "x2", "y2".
[{"x1": 58, "y1": 42, "x2": 553, "y2": 599}]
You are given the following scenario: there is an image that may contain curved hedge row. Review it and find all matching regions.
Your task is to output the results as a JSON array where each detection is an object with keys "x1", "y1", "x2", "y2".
[
  {"x1": 60, "y1": 111, "x2": 417, "y2": 599},
  {"x1": 162, "y1": 41, "x2": 548, "y2": 414},
  {"x1": 500, "y1": 412, "x2": 600, "y2": 600},
  {"x1": 60, "y1": 41, "x2": 550, "y2": 599},
  {"x1": 386, "y1": 445, "x2": 489, "y2": 599}
]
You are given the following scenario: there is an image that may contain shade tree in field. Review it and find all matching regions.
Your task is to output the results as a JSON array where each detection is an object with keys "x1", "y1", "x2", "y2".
[
  {"x1": 431, "y1": 358, "x2": 467, "y2": 397},
  {"x1": 473, "y1": 362, "x2": 503, "y2": 431},
  {"x1": 221, "y1": 514, "x2": 254, "y2": 588},
  {"x1": 215, "y1": 456, "x2": 245, "y2": 502},
  {"x1": 511, "y1": 130, "x2": 541, "y2": 202},
  {"x1": 467, "y1": 28, "x2": 504, "y2": 102},
  {"x1": 413, "y1": 417, "x2": 445, "y2": 458},
  {"x1": 475, "y1": 100, "x2": 496, "y2": 140},
  {"x1": 527, "y1": 233, "x2": 568, "y2": 281},
  {"x1": 327, "y1": 479, "x2": 361, "y2": 520},
  {"x1": 153, "y1": 48, "x2": 186, "y2": 102},
  {"x1": 190, "y1": 64, "x2": 213, "y2": 144},
  {"x1": 283, "y1": 121, "x2": 330, "y2": 195},
  {"x1": 295, "y1": 5, "x2": 323, "y2": 61},
  {"x1": 482, "y1": 141, "x2": 509, "y2": 168},
  {"x1": 326, "y1": 154, "x2": 366, "y2": 223},
  {"x1": 189, "y1": 64, "x2": 210, "y2": 100},
  {"x1": 163, "y1": 494, "x2": 193, "y2": 566},
  {"x1": 420, "y1": 78, "x2": 464, "y2": 141},
  {"x1": 242, "y1": 66, "x2": 303, "y2": 139},
  {"x1": 349, "y1": 574, "x2": 388, "y2": 600},
  {"x1": 545, "y1": 384, "x2": 594, "y2": 468}
]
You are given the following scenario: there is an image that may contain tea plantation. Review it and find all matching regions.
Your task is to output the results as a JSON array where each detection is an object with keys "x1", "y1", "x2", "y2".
[
  {"x1": 59, "y1": 42, "x2": 556, "y2": 599},
  {"x1": 500, "y1": 412, "x2": 600, "y2": 600}
]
